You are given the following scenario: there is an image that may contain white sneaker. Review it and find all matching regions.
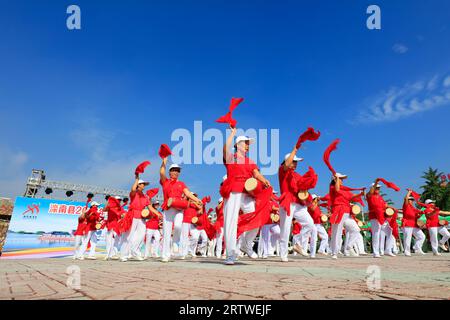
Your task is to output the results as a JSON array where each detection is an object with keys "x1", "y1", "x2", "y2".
[
  {"x1": 103, "y1": 256, "x2": 110, "y2": 261},
  {"x1": 404, "y1": 252, "x2": 411, "y2": 257},
  {"x1": 87, "y1": 256, "x2": 96, "y2": 260},
  {"x1": 439, "y1": 244, "x2": 448, "y2": 252},
  {"x1": 111, "y1": 256, "x2": 119, "y2": 260},
  {"x1": 331, "y1": 254, "x2": 338, "y2": 260},
  {"x1": 225, "y1": 256, "x2": 235, "y2": 265},
  {"x1": 318, "y1": 251, "x2": 328, "y2": 256},
  {"x1": 373, "y1": 254, "x2": 381, "y2": 258},
  {"x1": 281, "y1": 257, "x2": 289, "y2": 262},
  {"x1": 161, "y1": 258, "x2": 169, "y2": 263},
  {"x1": 309, "y1": 255, "x2": 316, "y2": 259},
  {"x1": 417, "y1": 250, "x2": 426, "y2": 255},
  {"x1": 179, "y1": 255, "x2": 186, "y2": 260},
  {"x1": 120, "y1": 258, "x2": 128, "y2": 262},
  {"x1": 433, "y1": 252, "x2": 442, "y2": 256},
  {"x1": 385, "y1": 252, "x2": 396, "y2": 257}
]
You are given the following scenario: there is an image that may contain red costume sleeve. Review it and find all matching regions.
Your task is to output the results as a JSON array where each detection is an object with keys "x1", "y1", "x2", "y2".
[
  {"x1": 377, "y1": 178, "x2": 400, "y2": 192},
  {"x1": 159, "y1": 144, "x2": 172, "y2": 159},
  {"x1": 135, "y1": 161, "x2": 151, "y2": 175},
  {"x1": 296, "y1": 166, "x2": 318, "y2": 190},
  {"x1": 146, "y1": 188, "x2": 159, "y2": 199},
  {"x1": 237, "y1": 187, "x2": 273, "y2": 237},
  {"x1": 215, "y1": 97, "x2": 244, "y2": 128},
  {"x1": 323, "y1": 139, "x2": 340, "y2": 175},
  {"x1": 295, "y1": 127, "x2": 321, "y2": 149}
]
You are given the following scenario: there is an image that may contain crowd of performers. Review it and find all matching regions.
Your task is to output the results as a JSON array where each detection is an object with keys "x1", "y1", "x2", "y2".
[{"x1": 72, "y1": 98, "x2": 450, "y2": 264}]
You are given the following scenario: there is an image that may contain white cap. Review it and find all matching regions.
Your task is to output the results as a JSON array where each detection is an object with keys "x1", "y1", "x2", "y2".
[
  {"x1": 138, "y1": 179, "x2": 149, "y2": 185},
  {"x1": 235, "y1": 135, "x2": 254, "y2": 145},
  {"x1": 218, "y1": 197, "x2": 223, "y2": 203},
  {"x1": 408, "y1": 196, "x2": 415, "y2": 201},
  {"x1": 222, "y1": 175, "x2": 228, "y2": 181},
  {"x1": 371, "y1": 182, "x2": 381, "y2": 188},
  {"x1": 284, "y1": 153, "x2": 303, "y2": 162},
  {"x1": 169, "y1": 164, "x2": 181, "y2": 171},
  {"x1": 90, "y1": 201, "x2": 100, "y2": 207},
  {"x1": 425, "y1": 199, "x2": 435, "y2": 204},
  {"x1": 272, "y1": 190, "x2": 278, "y2": 194},
  {"x1": 311, "y1": 194, "x2": 319, "y2": 200},
  {"x1": 153, "y1": 199, "x2": 160, "y2": 204},
  {"x1": 335, "y1": 172, "x2": 348, "y2": 179},
  {"x1": 114, "y1": 196, "x2": 122, "y2": 200}
]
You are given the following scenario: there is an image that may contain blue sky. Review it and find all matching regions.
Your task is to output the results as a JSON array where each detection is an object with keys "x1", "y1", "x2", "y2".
[{"x1": 0, "y1": 0, "x2": 449, "y2": 208}]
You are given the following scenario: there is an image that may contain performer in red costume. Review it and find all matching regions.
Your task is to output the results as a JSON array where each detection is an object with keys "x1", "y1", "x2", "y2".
[
  {"x1": 159, "y1": 156, "x2": 202, "y2": 262},
  {"x1": 221, "y1": 126, "x2": 271, "y2": 265}
]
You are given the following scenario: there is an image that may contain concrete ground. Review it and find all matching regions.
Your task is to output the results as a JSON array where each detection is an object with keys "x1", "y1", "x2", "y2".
[{"x1": 0, "y1": 254, "x2": 449, "y2": 300}]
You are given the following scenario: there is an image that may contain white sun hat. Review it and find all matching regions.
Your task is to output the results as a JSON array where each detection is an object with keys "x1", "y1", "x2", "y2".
[
  {"x1": 335, "y1": 172, "x2": 348, "y2": 179},
  {"x1": 218, "y1": 197, "x2": 223, "y2": 203},
  {"x1": 138, "y1": 179, "x2": 149, "y2": 185},
  {"x1": 371, "y1": 182, "x2": 381, "y2": 188},
  {"x1": 284, "y1": 153, "x2": 303, "y2": 162},
  {"x1": 222, "y1": 175, "x2": 228, "y2": 181},
  {"x1": 311, "y1": 194, "x2": 319, "y2": 199},
  {"x1": 235, "y1": 135, "x2": 254, "y2": 144},
  {"x1": 90, "y1": 201, "x2": 100, "y2": 207},
  {"x1": 169, "y1": 164, "x2": 181, "y2": 171},
  {"x1": 425, "y1": 199, "x2": 435, "y2": 204}
]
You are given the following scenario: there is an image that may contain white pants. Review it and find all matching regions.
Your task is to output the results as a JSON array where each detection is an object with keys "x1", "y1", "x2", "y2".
[
  {"x1": 330, "y1": 213, "x2": 360, "y2": 256},
  {"x1": 355, "y1": 232, "x2": 366, "y2": 254},
  {"x1": 438, "y1": 226, "x2": 450, "y2": 244},
  {"x1": 379, "y1": 223, "x2": 394, "y2": 255},
  {"x1": 207, "y1": 238, "x2": 216, "y2": 257},
  {"x1": 105, "y1": 229, "x2": 119, "y2": 259},
  {"x1": 79, "y1": 230, "x2": 98, "y2": 257},
  {"x1": 270, "y1": 224, "x2": 281, "y2": 255},
  {"x1": 215, "y1": 227, "x2": 224, "y2": 257},
  {"x1": 240, "y1": 228, "x2": 259, "y2": 255},
  {"x1": 261, "y1": 224, "x2": 280, "y2": 257},
  {"x1": 74, "y1": 235, "x2": 85, "y2": 258},
  {"x1": 370, "y1": 219, "x2": 390, "y2": 256},
  {"x1": 223, "y1": 192, "x2": 255, "y2": 259},
  {"x1": 315, "y1": 224, "x2": 329, "y2": 254},
  {"x1": 279, "y1": 203, "x2": 316, "y2": 258},
  {"x1": 428, "y1": 227, "x2": 439, "y2": 254},
  {"x1": 120, "y1": 231, "x2": 131, "y2": 259},
  {"x1": 145, "y1": 229, "x2": 161, "y2": 258},
  {"x1": 162, "y1": 208, "x2": 184, "y2": 259},
  {"x1": 180, "y1": 222, "x2": 193, "y2": 257},
  {"x1": 129, "y1": 218, "x2": 146, "y2": 258},
  {"x1": 402, "y1": 227, "x2": 426, "y2": 255},
  {"x1": 190, "y1": 228, "x2": 208, "y2": 256},
  {"x1": 342, "y1": 217, "x2": 360, "y2": 253}
]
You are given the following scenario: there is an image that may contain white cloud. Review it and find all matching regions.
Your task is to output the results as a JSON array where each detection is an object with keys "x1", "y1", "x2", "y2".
[
  {"x1": 444, "y1": 76, "x2": 450, "y2": 87},
  {"x1": 352, "y1": 74, "x2": 450, "y2": 124},
  {"x1": 392, "y1": 43, "x2": 409, "y2": 54},
  {"x1": 0, "y1": 146, "x2": 29, "y2": 198}
]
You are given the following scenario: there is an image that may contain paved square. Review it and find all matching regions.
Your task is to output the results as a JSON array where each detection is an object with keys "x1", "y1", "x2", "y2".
[{"x1": 0, "y1": 254, "x2": 449, "y2": 300}]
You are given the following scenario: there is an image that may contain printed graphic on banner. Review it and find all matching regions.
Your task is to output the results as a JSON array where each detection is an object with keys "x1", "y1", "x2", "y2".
[{"x1": 1, "y1": 197, "x2": 106, "y2": 259}]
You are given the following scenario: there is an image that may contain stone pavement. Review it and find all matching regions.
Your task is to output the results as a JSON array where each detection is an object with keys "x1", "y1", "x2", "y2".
[{"x1": 0, "y1": 254, "x2": 449, "y2": 300}]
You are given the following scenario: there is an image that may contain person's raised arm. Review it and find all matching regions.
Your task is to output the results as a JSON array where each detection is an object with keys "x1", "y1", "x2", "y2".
[
  {"x1": 160, "y1": 157, "x2": 167, "y2": 184},
  {"x1": 223, "y1": 126, "x2": 237, "y2": 163},
  {"x1": 131, "y1": 174, "x2": 139, "y2": 196},
  {"x1": 334, "y1": 175, "x2": 341, "y2": 192},
  {"x1": 283, "y1": 145, "x2": 299, "y2": 171},
  {"x1": 368, "y1": 178, "x2": 379, "y2": 195},
  {"x1": 404, "y1": 189, "x2": 412, "y2": 207}
]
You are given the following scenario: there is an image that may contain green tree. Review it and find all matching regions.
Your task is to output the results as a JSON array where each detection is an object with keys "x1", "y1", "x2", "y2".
[{"x1": 420, "y1": 167, "x2": 449, "y2": 210}]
